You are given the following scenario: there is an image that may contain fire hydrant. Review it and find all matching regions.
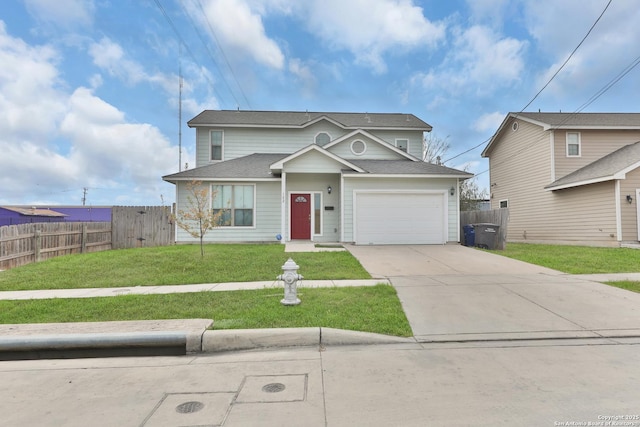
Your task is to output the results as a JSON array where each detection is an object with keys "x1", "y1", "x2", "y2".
[{"x1": 277, "y1": 258, "x2": 303, "y2": 305}]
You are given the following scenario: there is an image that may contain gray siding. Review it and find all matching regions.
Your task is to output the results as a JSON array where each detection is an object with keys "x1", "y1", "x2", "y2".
[
  {"x1": 285, "y1": 173, "x2": 341, "y2": 243},
  {"x1": 194, "y1": 124, "x2": 423, "y2": 166},
  {"x1": 342, "y1": 176, "x2": 459, "y2": 242},
  {"x1": 175, "y1": 180, "x2": 281, "y2": 243},
  {"x1": 328, "y1": 135, "x2": 406, "y2": 160},
  {"x1": 284, "y1": 150, "x2": 348, "y2": 173}
]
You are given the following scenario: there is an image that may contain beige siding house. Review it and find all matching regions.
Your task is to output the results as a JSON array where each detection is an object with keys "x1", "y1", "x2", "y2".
[
  {"x1": 482, "y1": 112, "x2": 640, "y2": 247},
  {"x1": 164, "y1": 110, "x2": 472, "y2": 245}
]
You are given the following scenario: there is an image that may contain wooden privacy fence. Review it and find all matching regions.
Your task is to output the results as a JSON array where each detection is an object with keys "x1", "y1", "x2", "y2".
[
  {"x1": 460, "y1": 208, "x2": 509, "y2": 250},
  {"x1": 0, "y1": 222, "x2": 112, "y2": 270},
  {"x1": 111, "y1": 206, "x2": 174, "y2": 249}
]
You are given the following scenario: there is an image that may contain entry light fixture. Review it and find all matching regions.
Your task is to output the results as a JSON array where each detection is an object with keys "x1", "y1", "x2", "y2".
[
  {"x1": 450, "y1": 186, "x2": 455, "y2": 196},
  {"x1": 626, "y1": 194, "x2": 633, "y2": 204},
  {"x1": 327, "y1": 186, "x2": 332, "y2": 194}
]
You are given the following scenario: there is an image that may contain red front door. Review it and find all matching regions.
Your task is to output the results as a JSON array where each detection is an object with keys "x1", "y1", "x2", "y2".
[{"x1": 291, "y1": 193, "x2": 311, "y2": 239}]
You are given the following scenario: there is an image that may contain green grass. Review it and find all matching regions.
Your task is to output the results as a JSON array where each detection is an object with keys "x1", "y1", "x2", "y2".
[
  {"x1": 491, "y1": 243, "x2": 640, "y2": 274},
  {"x1": 0, "y1": 244, "x2": 370, "y2": 291},
  {"x1": 604, "y1": 281, "x2": 640, "y2": 294},
  {"x1": 0, "y1": 285, "x2": 413, "y2": 337}
]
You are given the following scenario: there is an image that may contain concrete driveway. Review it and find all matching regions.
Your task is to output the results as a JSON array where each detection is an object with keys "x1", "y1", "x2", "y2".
[{"x1": 346, "y1": 244, "x2": 640, "y2": 343}]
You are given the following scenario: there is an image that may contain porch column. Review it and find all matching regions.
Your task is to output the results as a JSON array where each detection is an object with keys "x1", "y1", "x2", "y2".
[{"x1": 281, "y1": 172, "x2": 287, "y2": 242}]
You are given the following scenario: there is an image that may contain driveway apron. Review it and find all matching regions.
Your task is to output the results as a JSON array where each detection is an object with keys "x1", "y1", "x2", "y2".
[{"x1": 346, "y1": 244, "x2": 640, "y2": 343}]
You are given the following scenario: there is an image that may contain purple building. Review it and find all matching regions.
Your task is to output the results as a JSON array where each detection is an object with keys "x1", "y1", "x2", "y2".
[{"x1": 0, "y1": 206, "x2": 112, "y2": 227}]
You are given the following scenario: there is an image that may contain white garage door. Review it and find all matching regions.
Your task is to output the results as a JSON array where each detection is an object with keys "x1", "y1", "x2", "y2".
[{"x1": 354, "y1": 192, "x2": 446, "y2": 245}]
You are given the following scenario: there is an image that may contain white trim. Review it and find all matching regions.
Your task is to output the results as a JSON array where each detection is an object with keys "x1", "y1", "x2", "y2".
[
  {"x1": 312, "y1": 192, "x2": 323, "y2": 237},
  {"x1": 340, "y1": 174, "x2": 345, "y2": 242},
  {"x1": 270, "y1": 144, "x2": 365, "y2": 172},
  {"x1": 324, "y1": 129, "x2": 418, "y2": 161},
  {"x1": 350, "y1": 139, "x2": 367, "y2": 156},
  {"x1": 545, "y1": 176, "x2": 615, "y2": 191},
  {"x1": 615, "y1": 180, "x2": 622, "y2": 241},
  {"x1": 166, "y1": 177, "x2": 280, "y2": 182},
  {"x1": 343, "y1": 173, "x2": 473, "y2": 179},
  {"x1": 499, "y1": 199, "x2": 509, "y2": 208},
  {"x1": 281, "y1": 172, "x2": 287, "y2": 242},
  {"x1": 395, "y1": 138, "x2": 409, "y2": 153},
  {"x1": 314, "y1": 131, "x2": 331, "y2": 146},
  {"x1": 550, "y1": 131, "x2": 555, "y2": 182},
  {"x1": 637, "y1": 188, "x2": 640, "y2": 241},
  {"x1": 454, "y1": 179, "x2": 461, "y2": 242},
  {"x1": 352, "y1": 189, "x2": 448, "y2": 245},
  {"x1": 210, "y1": 183, "x2": 257, "y2": 229},
  {"x1": 209, "y1": 129, "x2": 224, "y2": 162},
  {"x1": 566, "y1": 131, "x2": 581, "y2": 157}
]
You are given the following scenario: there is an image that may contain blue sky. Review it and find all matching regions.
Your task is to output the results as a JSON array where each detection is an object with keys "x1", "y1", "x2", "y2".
[{"x1": 1, "y1": 0, "x2": 639, "y2": 206}]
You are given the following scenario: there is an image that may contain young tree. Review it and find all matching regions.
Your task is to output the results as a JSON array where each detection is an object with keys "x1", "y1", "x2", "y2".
[
  {"x1": 172, "y1": 180, "x2": 223, "y2": 257},
  {"x1": 423, "y1": 133, "x2": 450, "y2": 164},
  {"x1": 459, "y1": 167, "x2": 489, "y2": 211}
]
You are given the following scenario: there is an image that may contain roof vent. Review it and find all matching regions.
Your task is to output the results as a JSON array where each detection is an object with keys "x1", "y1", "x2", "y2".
[{"x1": 364, "y1": 113, "x2": 371, "y2": 123}]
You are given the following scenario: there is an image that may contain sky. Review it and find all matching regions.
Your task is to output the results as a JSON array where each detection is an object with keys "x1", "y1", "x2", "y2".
[{"x1": 1, "y1": 0, "x2": 639, "y2": 207}]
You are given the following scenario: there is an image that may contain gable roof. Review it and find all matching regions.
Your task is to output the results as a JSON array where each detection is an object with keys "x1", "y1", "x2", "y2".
[
  {"x1": 188, "y1": 110, "x2": 432, "y2": 131},
  {"x1": 324, "y1": 129, "x2": 418, "y2": 161},
  {"x1": 269, "y1": 144, "x2": 365, "y2": 172},
  {"x1": 163, "y1": 153, "x2": 471, "y2": 182},
  {"x1": 482, "y1": 112, "x2": 640, "y2": 157},
  {"x1": 545, "y1": 141, "x2": 640, "y2": 191}
]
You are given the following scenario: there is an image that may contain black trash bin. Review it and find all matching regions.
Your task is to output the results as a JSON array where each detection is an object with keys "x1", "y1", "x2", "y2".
[
  {"x1": 462, "y1": 224, "x2": 475, "y2": 247},
  {"x1": 473, "y1": 223, "x2": 500, "y2": 249}
]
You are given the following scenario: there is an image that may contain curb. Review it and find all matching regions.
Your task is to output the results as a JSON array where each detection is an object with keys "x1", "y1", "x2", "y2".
[{"x1": 200, "y1": 327, "x2": 415, "y2": 353}]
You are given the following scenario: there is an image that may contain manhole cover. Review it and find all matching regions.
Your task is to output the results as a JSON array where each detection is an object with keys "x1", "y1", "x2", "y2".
[
  {"x1": 175, "y1": 401, "x2": 205, "y2": 414},
  {"x1": 262, "y1": 383, "x2": 286, "y2": 393}
]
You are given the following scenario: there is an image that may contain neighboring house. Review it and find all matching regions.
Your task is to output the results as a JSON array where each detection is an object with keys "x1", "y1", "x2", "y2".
[
  {"x1": 0, "y1": 206, "x2": 112, "y2": 227},
  {"x1": 0, "y1": 206, "x2": 67, "y2": 226},
  {"x1": 482, "y1": 112, "x2": 640, "y2": 247},
  {"x1": 163, "y1": 110, "x2": 472, "y2": 245}
]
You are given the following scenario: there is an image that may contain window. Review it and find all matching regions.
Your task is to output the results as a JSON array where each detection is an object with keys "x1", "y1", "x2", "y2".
[
  {"x1": 499, "y1": 200, "x2": 508, "y2": 208},
  {"x1": 315, "y1": 132, "x2": 331, "y2": 146},
  {"x1": 396, "y1": 139, "x2": 408, "y2": 152},
  {"x1": 210, "y1": 130, "x2": 223, "y2": 161},
  {"x1": 566, "y1": 132, "x2": 580, "y2": 157},
  {"x1": 351, "y1": 139, "x2": 366, "y2": 155},
  {"x1": 314, "y1": 193, "x2": 322, "y2": 235},
  {"x1": 212, "y1": 185, "x2": 254, "y2": 227}
]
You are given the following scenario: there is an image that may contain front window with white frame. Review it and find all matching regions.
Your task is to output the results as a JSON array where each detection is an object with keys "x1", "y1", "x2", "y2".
[
  {"x1": 499, "y1": 199, "x2": 508, "y2": 208},
  {"x1": 212, "y1": 184, "x2": 254, "y2": 227},
  {"x1": 396, "y1": 138, "x2": 409, "y2": 152},
  {"x1": 566, "y1": 132, "x2": 581, "y2": 157},
  {"x1": 210, "y1": 130, "x2": 223, "y2": 161}
]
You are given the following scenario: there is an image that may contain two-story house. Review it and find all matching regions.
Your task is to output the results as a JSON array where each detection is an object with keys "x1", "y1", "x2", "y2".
[
  {"x1": 482, "y1": 112, "x2": 640, "y2": 247},
  {"x1": 163, "y1": 110, "x2": 472, "y2": 245}
]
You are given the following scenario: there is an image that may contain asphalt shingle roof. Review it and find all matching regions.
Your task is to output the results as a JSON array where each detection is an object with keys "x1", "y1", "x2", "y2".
[
  {"x1": 188, "y1": 110, "x2": 432, "y2": 130},
  {"x1": 163, "y1": 154, "x2": 472, "y2": 182},
  {"x1": 546, "y1": 141, "x2": 640, "y2": 189},
  {"x1": 516, "y1": 112, "x2": 640, "y2": 128}
]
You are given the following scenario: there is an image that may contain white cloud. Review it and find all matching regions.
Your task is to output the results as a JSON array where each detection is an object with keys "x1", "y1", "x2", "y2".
[
  {"x1": 24, "y1": 0, "x2": 95, "y2": 28},
  {"x1": 413, "y1": 25, "x2": 527, "y2": 97},
  {"x1": 89, "y1": 37, "x2": 149, "y2": 85},
  {"x1": 522, "y1": 0, "x2": 640, "y2": 103},
  {"x1": 288, "y1": 58, "x2": 317, "y2": 96},
  {"x1": 473, "y1": 112, "x2": 505, "y2": 133},
  {"x1": 0, "y1": 24, "x2": 177, "y2": 204},
  {"x1": 200, "y1": 0, "x2": 285, "y2": 69},
  {"x1": 300, "y1": 0, "x2": 445, "y2": 73}
]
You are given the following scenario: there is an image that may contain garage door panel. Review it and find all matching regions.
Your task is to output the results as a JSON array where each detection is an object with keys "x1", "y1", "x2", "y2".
[{"x1": 355, "y1": 192, "x2": 446, "y2": 245}]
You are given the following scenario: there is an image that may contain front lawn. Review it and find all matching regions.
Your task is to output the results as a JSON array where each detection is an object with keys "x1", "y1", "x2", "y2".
[
  {"x1": 492, "y1": 243, "x2": 640, "y2": 274},
  {"x1": 0, "y1": 285, "x2": 413, "y2": 337},
  {"x1": 0, "y1": 244, "x2": 370, "y2": 291}
]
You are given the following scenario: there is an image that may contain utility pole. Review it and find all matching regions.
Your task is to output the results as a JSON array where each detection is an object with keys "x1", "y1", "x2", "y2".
[{"x1": 82, "y1": 187, "x2": 88, "y2": 206}]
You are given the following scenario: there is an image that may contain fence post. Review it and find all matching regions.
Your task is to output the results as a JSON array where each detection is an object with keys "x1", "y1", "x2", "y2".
[
  {"x1": 34, "y1": 229, "x2": 41, "y2": 262},
  {"x1": 81, "y1": 224, "x2": 87, "y2": 253}
]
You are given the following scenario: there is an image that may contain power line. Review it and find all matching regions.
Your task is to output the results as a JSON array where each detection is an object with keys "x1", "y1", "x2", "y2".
[
  {"x1": 442, "y1": 0, "x2": 612, "y2": 165},
  {"x1": 195, "y1": 0, "x2": 252, "y2": 109}
]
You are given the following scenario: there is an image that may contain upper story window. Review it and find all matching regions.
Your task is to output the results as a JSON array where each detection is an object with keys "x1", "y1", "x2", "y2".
[
  {"x1": 351, "y1": 139, "x2": 367, "y2": 155},
  {"x1": 210, "y1": 130, "x2": 223, "y2": 161},
  {"x1": 396, "y1": 138, "x2": 408, "y2": 152},
  {"x1": 566, "y1": 132, "x2": 581, "y2": 157},
  {"x1": 315, "y1": 132, "x2": 331, "y2": 146}
]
